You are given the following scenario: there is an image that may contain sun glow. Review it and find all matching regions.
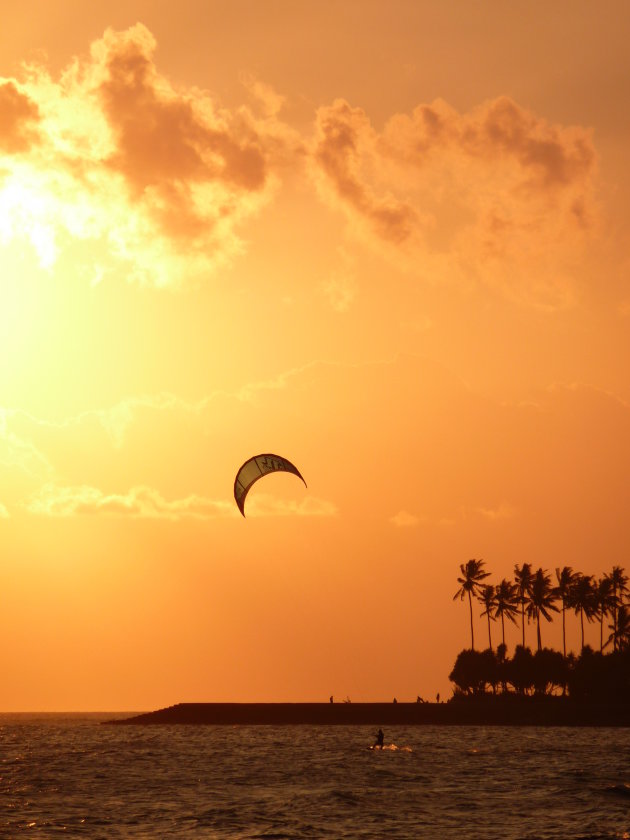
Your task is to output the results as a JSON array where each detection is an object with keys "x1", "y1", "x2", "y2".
[
  {"x1": 0, "y1": 171, "x2": 59, "y2": 268},
  {"x1": 0, "y1": 256, "x2": 56, "y2": 393}
]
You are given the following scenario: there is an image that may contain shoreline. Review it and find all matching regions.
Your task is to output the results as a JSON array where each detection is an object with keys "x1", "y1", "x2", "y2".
[{"x1": 109, "y1": 699, "x2": 630, "y2": 727}]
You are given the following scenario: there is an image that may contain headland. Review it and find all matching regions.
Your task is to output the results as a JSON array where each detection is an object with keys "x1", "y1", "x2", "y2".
[{"x1": 109, "y1": 698, "x2": 630, "y2": 726}]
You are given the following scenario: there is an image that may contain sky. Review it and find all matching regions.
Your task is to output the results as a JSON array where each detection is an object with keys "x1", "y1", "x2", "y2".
[{"x1": 1, "y1": 0, "x2": 630, "y2": 710}]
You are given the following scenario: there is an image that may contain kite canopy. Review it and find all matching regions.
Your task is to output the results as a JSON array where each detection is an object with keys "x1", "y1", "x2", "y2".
[{"x1": 234, "y1": 453, "x2": 306, "y2": 516}]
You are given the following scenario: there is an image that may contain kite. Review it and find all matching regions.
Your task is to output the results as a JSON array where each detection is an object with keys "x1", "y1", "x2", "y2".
[{"x1": 234, "y1": 453, "x2": 307, "y2": 516}]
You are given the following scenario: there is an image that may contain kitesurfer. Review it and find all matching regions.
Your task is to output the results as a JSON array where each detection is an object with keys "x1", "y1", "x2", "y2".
[{"x1": 374, "y1": 728, "x2": 384, "y2": 749}]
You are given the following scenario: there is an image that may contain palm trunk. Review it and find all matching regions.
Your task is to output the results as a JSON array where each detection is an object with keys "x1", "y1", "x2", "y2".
[
  {"x1": 487, "y1": 614, "x2": 492, "y2": 651},
  {"x1": 600, "y1": 614, "x2": 604, "y2": 652},
  {"x1": 536, "y1": 612, "x2": 542, "y2": 652},
  {"x1": 501, "y1": 625, "x2": 507, "y2": 694},
  {"x1": 580, "y1": 608, "x2": 585, "y2": 651},
  {"x1": 562, "y1": 603, "x2": 566, "y2": 658},
  {"x1": 521, "y1": 601, "x2": 525, "y2": 647},
  {"x1": 468, "y1": 589, "x2": 475, "y2": 650}
]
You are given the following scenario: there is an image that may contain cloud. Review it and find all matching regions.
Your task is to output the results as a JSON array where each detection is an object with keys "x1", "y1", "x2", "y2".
[
  {"x1": 0, "y1": 24, "x2": 281, "y2": 286},
  {"x1": 314, "y1": 99, "x2": 417, "y2": 245},
  {"x1": 240, "y1": 73, "x2": 286, "y2": 119},
  {"x1": 5, "y1": 357, "x2": 630, "y2": 543},
  {"x1": 0, "y1": 26, "x2": 599, "y2": 306},
  {"x1": 0, "y1": 408, "x2": 53, "y2": 479},
  {"x1": 98, "y1": 27, "x2": 266, "y2": 196},
  {"x1": 241, "y1": 493, "x2": 337, "y2": 518},
  {"x1": 468, "y1": 502, "x2": 517, "y2": 522},
  {"x1": 312, "y1": 96, "x2": 598, "y2": 307},
  {"x1": 389, "y1": 510, "x2": 420, "y2": 527},
  {"x1": 0, "y1": 81, "x2": 40, "y2": 152},
  {"x1": 26, "y1": 483, "x2": 235, "y2": 519},
  {"x1": 380, "y1": 96, "x2": 595, "y2": 192},
  {"x1": 25, "y1": 483, "x2": 336, "y2": 520}
]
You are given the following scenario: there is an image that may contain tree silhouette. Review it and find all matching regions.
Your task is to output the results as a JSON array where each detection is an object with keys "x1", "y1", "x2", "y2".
[
  {"x1": 532, "y1": 648, "x2": 567, "y2": 696},
  {"x1": 607, "y1": 567, "x2": 629, "y2": 651},
  {"x1": 493, "y1": 579, "x2": 519, "y2": 648},
  {"x1": 449, "y1": 649, "x2": 496, "y2": 695},
  {"x1": 449, "y1": 562, "x2": 629, "y2": 703},
  {"x1": 496, "y1": 641, "x2": 508, "y2": 692},
  {"x1": 506, "y1": 645, "x2": 535, "y2": 695},
  {"x1": 453, "y1": 559, "x2": 490, "y2": 650},
  {"x1": 526, "y1": 568, "x2": 559, "y2": 652},
  {"x1": 555, "y1": 566, "x2": 577, "y2": 658},
  {"x1": 514, "y1": 563, "x2": 533, "y2": 648},
  {"x1": 605, "y1": 604, "x2": 630, "y2": 652},
  {"x1": 478, "y1": 584, "x2": 497, "y2": 651},
  {"x1": 594, "y1": 576, "x2": 615, "y2": 652},
  {"x1": 569, "y1": 574, "x2": 596, "y2": 652}
]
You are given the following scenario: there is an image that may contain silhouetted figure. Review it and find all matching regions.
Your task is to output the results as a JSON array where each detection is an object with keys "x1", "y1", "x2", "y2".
[
  {"x1": 393, "y1": 697, "x2": 398, "y2": 704},
  {"x1": 416, "y1": 695, "x2": 421, "y2": 703},
  {"x1": 436, "y1": 692, "x2": 440, "y2": 704},
  {"x1": 374, "y1": 728, "x2": 384, "y2": 749},
  {"x1": 329, "y1": 695, "x2": 333, "y2": 703}
]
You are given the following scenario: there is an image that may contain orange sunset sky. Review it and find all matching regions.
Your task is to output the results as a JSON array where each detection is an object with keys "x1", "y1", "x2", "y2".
[{"x1": 1, "y1": 1, "x2": 630, "y2": 711}]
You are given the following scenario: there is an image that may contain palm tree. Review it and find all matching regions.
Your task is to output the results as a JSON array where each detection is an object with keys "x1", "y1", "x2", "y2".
[
  {"x1": 594, "y1": 576, "x2": 615, "y2": 652},
  {"x1": 493, "y1": 579, "x2": 519, "y2": 648},
  {"x1": 453, "y1": 559, "x2": 491, "y2": 650},
  {"x1": 604, "y1": 604, "x2": 630, "y2": 652},
  {"x1": 478, "y1": 585, "x2": 496, "y2": 651},
  {"x1": 526, "y1": 568, "x2": 559, "y2": 652},
  {"x1": 569, "y1": 573, "x2": 596, "y2": 651},
  {"x1": 555, "y1": 566, "x2": 577, "y2": 658},
  {"x1": 514, "y1": 563, "x2": 533, "y2": 648},
  {"x1": 607, "y1": 567, "x2": 628, "y2": 651}
]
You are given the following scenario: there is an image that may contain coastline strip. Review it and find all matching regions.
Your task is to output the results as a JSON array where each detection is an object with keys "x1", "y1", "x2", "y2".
[{"x1": 109, "y1": 701, "x2": 630, "y2": 726}]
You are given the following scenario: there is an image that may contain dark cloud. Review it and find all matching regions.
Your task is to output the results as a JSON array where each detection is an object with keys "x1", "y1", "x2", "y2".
[
  {"x1": 313, "y1": 95, "x2": 597, "y2": 306},
  {"x1": 315, "y1": 99, "x2": 416, "y2": 244},
  {"x1": 466, "y1": 97, "x2": 596, "y2": 189},
  {"x1": 0, "y1": 81, "x2": 39, "y2": 152},
  {"x1": 99, "y1": 36, "x2": 267, "y2": 197},
  {"x1": 0, "y1": 25, "x2": 284, "y2": 284},
  {"x1": 381, "y1": 96, "x2": 596, "y2": 192}
]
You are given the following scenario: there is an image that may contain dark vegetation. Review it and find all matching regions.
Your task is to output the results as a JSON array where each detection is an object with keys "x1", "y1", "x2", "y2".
[{"x1": 450, "y1": 561, "x2": 630, "y2": 703}]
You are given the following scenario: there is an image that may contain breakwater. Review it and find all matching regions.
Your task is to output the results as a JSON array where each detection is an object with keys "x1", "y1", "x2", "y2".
[{"x1": 110, "y1": 699, "x2": 630, "y2": 726}]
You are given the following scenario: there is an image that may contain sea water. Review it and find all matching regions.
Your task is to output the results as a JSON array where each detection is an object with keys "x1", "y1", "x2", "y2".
[{"x1": 1, "y1": 714, "x2": 629, "y2": 838}]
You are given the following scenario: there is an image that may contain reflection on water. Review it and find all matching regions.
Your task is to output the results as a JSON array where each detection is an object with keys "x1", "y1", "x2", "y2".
[{"x1": 0, "y1": 715, "x2": 629, "y2": 838}]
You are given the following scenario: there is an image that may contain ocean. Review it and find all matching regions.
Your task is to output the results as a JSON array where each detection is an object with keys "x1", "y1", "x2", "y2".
[{"x1": 1, "y1": 714, "x2": 629, "y2": 838}]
